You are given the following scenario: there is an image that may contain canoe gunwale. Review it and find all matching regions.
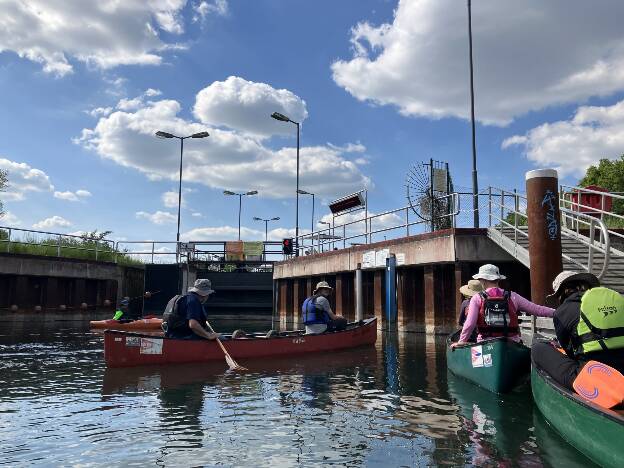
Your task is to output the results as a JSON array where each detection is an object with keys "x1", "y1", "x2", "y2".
[
  {"x1": 104, "y1": 317, "x2": 377, "y2": 342},
  {"x1": 532, "y1": 362, "x2": 624, "y2": 425},
  {"x1": 446, "y1": 329, "x2": 528, "y2": 351}
]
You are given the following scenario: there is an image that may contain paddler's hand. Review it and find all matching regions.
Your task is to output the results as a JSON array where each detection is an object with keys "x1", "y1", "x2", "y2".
[
  {"x1": 207, "y1": 332, "x2": 220, "y2": 340},
  {"x1": 450, "y1": 342, "x2": 464, "y2": 349}
]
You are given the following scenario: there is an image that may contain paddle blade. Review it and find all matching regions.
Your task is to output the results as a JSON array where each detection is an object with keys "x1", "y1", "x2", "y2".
[
  {"x1": 225, "y1": 353, "x2": 248, "y2": 371},
  {"x1": 573, "y1": 360, "x2": 624, "y2": 409}
]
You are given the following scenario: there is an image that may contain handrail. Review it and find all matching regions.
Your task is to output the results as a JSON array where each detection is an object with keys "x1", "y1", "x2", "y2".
[
  {"x1": 486, "y1": 186, "x2": 612, "y2": 280},
  {"x1": 294, "y1": 192, "x2": 460, "y2": 254},
  {"x1": 0, "y1": 225, "x2": 115, "y2": 260}
]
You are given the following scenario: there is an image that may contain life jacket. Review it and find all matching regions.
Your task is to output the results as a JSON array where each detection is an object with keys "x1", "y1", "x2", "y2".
[
  {"x1": 161, "y1": 294, "x2": 184, "y2": 333},
  {"x1": 575, "y1": 287, "x2": 624, "y2": 355},
  {"x1": 476, "y1": 290, "x2": 519, "y2": 338},
  {"x1": 301, "y1": 295, "x2": 329, "y2": 325}
]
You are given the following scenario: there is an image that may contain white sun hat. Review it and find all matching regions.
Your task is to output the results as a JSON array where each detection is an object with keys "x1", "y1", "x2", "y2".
[{"x1": 472, "y1": 264, "x2": 506, "y2": 281}]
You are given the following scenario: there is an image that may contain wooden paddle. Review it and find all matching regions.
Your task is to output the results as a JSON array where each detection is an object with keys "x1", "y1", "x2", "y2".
[
  {"x1": 573, "y1": 360, "x2": 624, "y2": 409},
  {"x1": 205, "y1": 320, "x2": 247, "y2": 371}
]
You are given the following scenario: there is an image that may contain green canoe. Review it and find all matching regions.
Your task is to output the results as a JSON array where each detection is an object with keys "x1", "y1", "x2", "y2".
[
  {"x1": 446, "y1": 331, "x2": 530, "y2": 393},
  {"x1": 531, "y1": 364, "x2": 624, "y2": 468}
]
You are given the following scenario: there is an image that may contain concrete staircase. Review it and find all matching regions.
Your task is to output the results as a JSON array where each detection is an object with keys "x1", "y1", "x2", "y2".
[{"x1": 487, "y1": 226, "x2": 624, "y2": 294}]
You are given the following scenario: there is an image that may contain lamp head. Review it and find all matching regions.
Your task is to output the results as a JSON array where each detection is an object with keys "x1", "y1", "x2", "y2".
[
  {"x1": 270, "y1": 112, "x2": 290, "y2": 122},
  {"x1": 272, "y1": 217, "x2": 280, "y2": 221},
  {"x1": 223, "y1": 190, "x2": 236, "y2": 196},
  {"x1": 253, "y1": 217, "x2": 262, "y2": 221},
  {"x1": 297, "y1": 189, "x2": 311, "y2": 195},
  {"x1": 245, "y1": 190, "x2": 258, "y2": 196},
  {"x1": 191, "y1": 131, "x2": 210, "y2": 138},
  {"x1": 155, "y1": 131, "x2": 175, "y2": 139}
]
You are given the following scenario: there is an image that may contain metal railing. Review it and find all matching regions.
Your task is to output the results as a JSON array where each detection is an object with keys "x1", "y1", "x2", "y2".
[
  {"x1": 0, "y1": 226, "x2": 115, "y2": 261},
  {"x1": 116, "y1": 240, "x2": 285, "y2": 265},
  {"x1": 294, "y1": 192, "x2": 460, "y2": 255},
  {"x1": 485, "y1": 187, "x2": 611, "y2": 279}
]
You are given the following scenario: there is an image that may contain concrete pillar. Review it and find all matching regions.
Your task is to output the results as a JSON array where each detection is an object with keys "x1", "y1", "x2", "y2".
[
  {"x1": 385, "y1": 255, "x2": 397, "y2": 328},
  {"x1": 373, "y1": 269, "x2": 384, "y2": 328},
  {"x1": 424, "y1": 265, "x2": 436, "y2": 334},
  {"x1": 335, "y1": 274, "x2": 344, "y2": 316},
  {"x1": 278, "y1": 279, "x2": 289, "y2": 330},
  {"x1": 526, "y1": 169, "x2": 563, "y2": 305},
  {"x1": 343, "y1": 273, "x2": 354, "y2": 321},
  {"x1": 355, "y1": 265, "x2": 363, "y2": 322},
  {"x1": 293, "y1": 279, "x2": 305, "y2": 329}
]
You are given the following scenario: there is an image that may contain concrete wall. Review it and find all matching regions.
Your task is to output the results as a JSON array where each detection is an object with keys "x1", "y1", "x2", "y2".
[
  {"x1": 273, "y1": 229, "x2": 529, "y2": 334},
  {"x1": 0, "y1": 252, "x2": 144, "y2": 313}
]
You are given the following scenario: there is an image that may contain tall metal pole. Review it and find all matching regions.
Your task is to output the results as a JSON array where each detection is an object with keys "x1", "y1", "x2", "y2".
[
  {"x1": 237, "y1": 194, "x2": 243, "y2": 240},
  {"x1": 468, "y1": 0, "x2": 480, "y2": 228},
  {"x1": 311, "y1": 193, "x2": 315, "y2": 236},
  {"x1": 264, "y1": 219, "x2": 269, "y2": 242},
  {"x1": 176, "y1": 137, "x2": 184, "y2": 261},
  {"x1": 295, "y1": 122, "x2": 300, "y2": 256}
]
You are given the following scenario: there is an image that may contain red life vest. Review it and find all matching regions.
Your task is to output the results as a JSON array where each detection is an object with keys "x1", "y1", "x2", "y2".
[{"x1": 476, "y1": 290, "x2": 519, "y2": 338}]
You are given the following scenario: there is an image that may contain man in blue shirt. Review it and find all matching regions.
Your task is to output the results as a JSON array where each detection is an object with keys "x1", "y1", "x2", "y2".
[{"x1": 163, "y1": 279, "x2": 220, "y2": 340}]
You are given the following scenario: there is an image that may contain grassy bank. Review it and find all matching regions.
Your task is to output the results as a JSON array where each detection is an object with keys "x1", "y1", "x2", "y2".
[{"x1": 0, "y1": 230, "x2": 143, "y2": 266}]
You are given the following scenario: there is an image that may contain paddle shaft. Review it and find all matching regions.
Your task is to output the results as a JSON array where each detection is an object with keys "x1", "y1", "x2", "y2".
[{"x1": 205, "y1": 320, "x2": 235, "y2": 360}]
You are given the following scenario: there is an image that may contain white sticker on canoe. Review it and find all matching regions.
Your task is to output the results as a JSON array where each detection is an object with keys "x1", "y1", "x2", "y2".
[
  {"x1": 483, "y1": 354, "x2": 493, "y2": 367},
  {"x1": 126, "y1": 336, "x2": 140, "y2": 347},
  {"x1": 140, "y1": 337, "x2": 163, "y2": 355},
  {"x1": 471, "y1": 345, "x2": 484, "y2": 368}
]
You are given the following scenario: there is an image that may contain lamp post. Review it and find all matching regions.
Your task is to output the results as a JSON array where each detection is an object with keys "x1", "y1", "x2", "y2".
[
  {"x1": 271, "y1": 111, "x2": 300, "y2": 256},
  {"x1": 223, "y1": 190, "x2": 258, "y2": 240},
  {"x1": 467, "y1": 0, "x2": 479, "y2": 227},
  {"x1": 253, "y1": 216, "x2": 280, "y2": 241},
  {"x1": 155, "y1": 130, "x2": 209, "y2": 261},
  {"x1": 319, "y1": 220, "x2": 330, "y2": 252},
  {"x1": 297, "y1": 189, "x2": 315, "y2": 237}
]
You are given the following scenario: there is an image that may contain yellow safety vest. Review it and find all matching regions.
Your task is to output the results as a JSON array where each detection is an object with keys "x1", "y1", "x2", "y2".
[{"x1": 577, "y1": 287, "x2": 624, "y2": 354}]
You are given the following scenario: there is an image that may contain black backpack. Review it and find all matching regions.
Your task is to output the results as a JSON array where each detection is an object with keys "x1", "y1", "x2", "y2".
[{"x1": 161, "y1": 295, "x2": 184, "y2": 333}]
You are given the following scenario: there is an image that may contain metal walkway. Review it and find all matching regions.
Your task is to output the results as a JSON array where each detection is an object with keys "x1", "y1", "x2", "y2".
[{"x1": 485, "y1": 186, "x2": 624, "y2": 293}]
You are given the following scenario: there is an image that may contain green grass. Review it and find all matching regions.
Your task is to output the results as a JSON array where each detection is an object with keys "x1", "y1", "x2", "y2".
[{"x1": 0, "y1": 231, "x2": 143, "y2": 265}]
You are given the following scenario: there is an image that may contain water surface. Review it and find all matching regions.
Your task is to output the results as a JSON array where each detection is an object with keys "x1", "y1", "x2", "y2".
[{"x1": 0, "y1": 322, "x2": 594, "y2": 466}]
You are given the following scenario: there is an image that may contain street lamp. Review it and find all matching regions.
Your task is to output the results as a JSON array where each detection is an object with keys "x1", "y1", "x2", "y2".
[
  {"x1": 467, "y1": 0, "x2": 479, "y2": 227},
  {"x1": 271, "y1": 111, "x2": 300, "y2": 256},
  {"x1": 224, "y1": 190, "x2": 258, "y2": 240},
  {"x1": 253, "y1": 216, "x2": 280, "y2": 242},
  {"x1": 297, "y1": 189, "x2": 315, "y2": 236},
  {"x1": 155, "y1": 130, "x2": 209, "y2": 261}
]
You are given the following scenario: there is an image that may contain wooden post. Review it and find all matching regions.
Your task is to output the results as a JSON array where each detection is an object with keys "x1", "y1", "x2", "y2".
[{"x1": 526, "y1": 169, "x2": 563, "y2": 305}]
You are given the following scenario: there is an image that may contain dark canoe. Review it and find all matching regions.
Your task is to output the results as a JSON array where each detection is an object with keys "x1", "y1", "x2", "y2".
[
  {"x1": 531, "y1": 364, "x2": 624, "y2": 468},
  {"x1": 104, "y1": 318, "x2": 377, "y2": 368},
  {"x1": 446, "y1": 331, "x2": 530, "y2": 393}
]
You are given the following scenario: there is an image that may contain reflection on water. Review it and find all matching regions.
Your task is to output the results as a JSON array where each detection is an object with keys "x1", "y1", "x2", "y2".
[{"x1": 0, "y1": 324, "x2": 593, "y2": 466}]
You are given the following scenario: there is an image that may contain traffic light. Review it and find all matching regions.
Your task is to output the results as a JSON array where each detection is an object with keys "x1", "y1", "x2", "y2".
[{"x1": 282, "y1": 238, "x2": 294, "y2": 255}]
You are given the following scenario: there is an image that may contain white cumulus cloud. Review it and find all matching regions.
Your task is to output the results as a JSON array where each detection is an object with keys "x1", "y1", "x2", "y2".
[
  {"x1": 0, "y1": 0, "x2": 190, "y2": 76},
  {"x1": 54, "y1": 189, "x2": 92, "y2": 202},
  {"x1": 33, "y1": 215, "x2": 72, "y2": 230},
  {"x1": 75, "y1": 83, "x2": 370, "y2": 198},
  {"x1": 332, "y1": 0, "x2": 624, "y2": 125},
  {"x1": 136, "y1": 210, "x2": 177, "y2": 225},
  {"x1": 0, "y1": 211, "x2": 21, "y2": 226},
  {"x1": 193, "y1": 76, "x2": 308, "y2": 139},
  {"x1": 0, "y1": 158, "x2": 54, "y2": 201},
  {"x1": 503, "y1": 99, "x2": 624, "y2": 177},
  {"x1": 195, "y1": 0, "x2": 229, "y2": 21}
]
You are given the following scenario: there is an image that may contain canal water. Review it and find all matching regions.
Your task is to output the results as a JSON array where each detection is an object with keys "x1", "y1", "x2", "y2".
[{"x1": 0, "y1": 320, "x2": 594, "y2": 467}]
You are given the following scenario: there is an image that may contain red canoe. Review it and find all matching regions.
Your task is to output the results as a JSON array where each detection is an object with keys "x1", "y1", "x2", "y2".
[
  {"x1": 90, "y1": 317, "x2": 163, "y2": 331},
  {"x1": 104, "y1": 318, "x2": 377, "y2": 368}
]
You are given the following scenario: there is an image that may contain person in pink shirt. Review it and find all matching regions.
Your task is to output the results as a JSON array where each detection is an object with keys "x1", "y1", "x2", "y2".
[{"x1": 451, "y1": 264, "x2": 555, "y2": 347}]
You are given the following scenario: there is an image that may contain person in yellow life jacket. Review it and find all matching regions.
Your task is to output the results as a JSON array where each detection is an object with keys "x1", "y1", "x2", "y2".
[
  {"x1": 531, "y1": 271, "x2": 624, "y2": 390},
  {"x1": 112, "y1": 297, "x2": 130, "y2": 321}
]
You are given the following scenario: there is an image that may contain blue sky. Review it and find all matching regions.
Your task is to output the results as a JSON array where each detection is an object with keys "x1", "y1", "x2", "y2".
[{"x1": 1, "y1": 0, "x2": 624, "y2": 251}]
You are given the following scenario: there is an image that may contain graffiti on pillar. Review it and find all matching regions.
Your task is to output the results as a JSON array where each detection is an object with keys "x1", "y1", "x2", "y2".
[{"x1": 542, "y1": 190, "x2": 559, "y2": 240}]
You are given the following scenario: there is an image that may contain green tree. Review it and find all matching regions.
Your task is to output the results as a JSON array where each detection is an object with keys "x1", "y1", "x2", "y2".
[
  {"x1": 579, "y1": 156, "x2": 624, "y2": 215},
  {"x1": 0, "y1": 169, "x2": 7, "y2": 218}
]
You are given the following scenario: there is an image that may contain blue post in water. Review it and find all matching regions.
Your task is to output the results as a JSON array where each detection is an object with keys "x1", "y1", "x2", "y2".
[{"x1": 385, "y1": 254, "x2": 397, "y2": 327}]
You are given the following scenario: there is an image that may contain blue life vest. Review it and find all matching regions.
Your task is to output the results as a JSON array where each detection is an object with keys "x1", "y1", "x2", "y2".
[{"x1": 301, "y1": 295, "x2": 329, "y2": 325}]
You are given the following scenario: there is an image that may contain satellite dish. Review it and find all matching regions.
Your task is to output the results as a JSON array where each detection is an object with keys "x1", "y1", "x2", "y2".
[{"x1": 405, "y1": 160, "x2": 453, "y2": 231}]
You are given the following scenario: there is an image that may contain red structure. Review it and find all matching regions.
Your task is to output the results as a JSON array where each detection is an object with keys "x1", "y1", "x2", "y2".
[{"x1": 570, "y1": 185, "x2": 612, "y2": 216}]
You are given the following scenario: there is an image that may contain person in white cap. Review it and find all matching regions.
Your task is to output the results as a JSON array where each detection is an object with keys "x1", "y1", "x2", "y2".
[
  {"x1": 451, "y1": 264, "x2": 555, "y2": 347},
  {"x1": 162, "y1": 279, "x2": 220, "y2": 340},
  {"x1": 301, "y1": 281, "x2": 347, "y2": 334},
  {"x1": 532, "y1": 271, "x2": 624, "y2": 390},
  {"x1": 458, "y1": 279, "x2": 484, "y2": 326}
]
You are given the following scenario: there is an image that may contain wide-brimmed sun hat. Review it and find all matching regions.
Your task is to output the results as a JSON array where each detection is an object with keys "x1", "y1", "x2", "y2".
[
  {"x1": 548, "y1": 270, "x2": 600, "y2": 299},
  {"x1": 459, "y1": 279, "x2": 484, "y2": 298},
  {"x1": 472, "y1": 264, "x2": 506, "y2": 281},
  {"x1": 313, "y1": 281, "x2": 333, "y2": 293},
  {"x1": 188, "y1": 278, "x2": 215, "y2": 296}
]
